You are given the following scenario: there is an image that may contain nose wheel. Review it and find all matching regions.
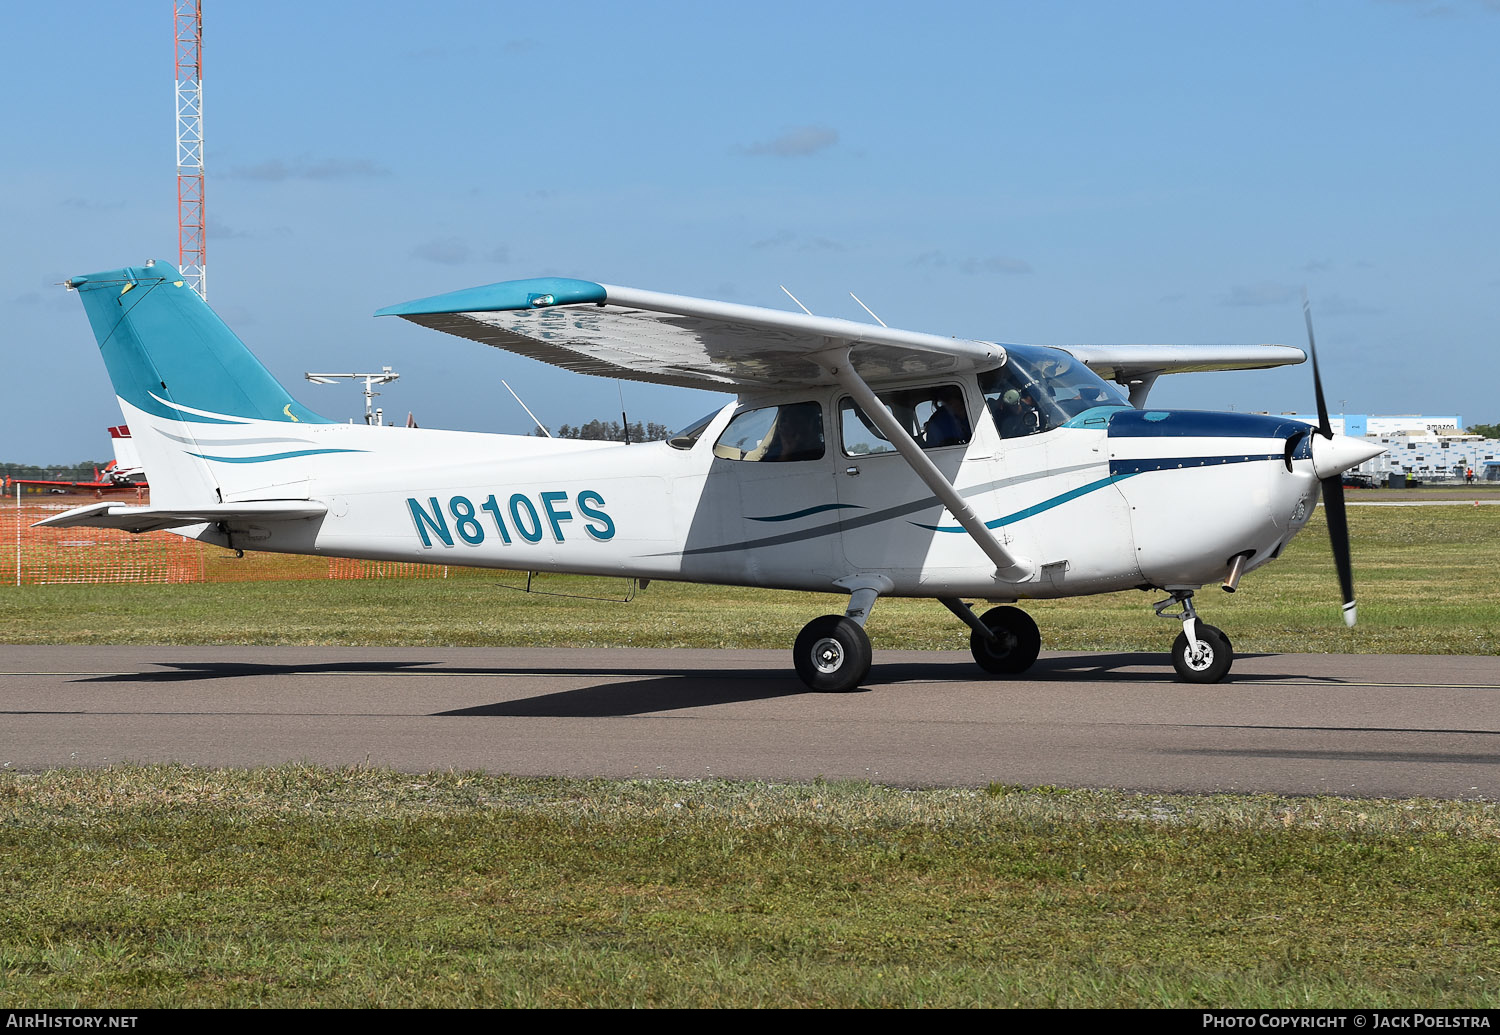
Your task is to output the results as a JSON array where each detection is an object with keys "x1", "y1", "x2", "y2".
[{"x1": 1156, "y1": 591, "x2": 1234, "y2": 683}]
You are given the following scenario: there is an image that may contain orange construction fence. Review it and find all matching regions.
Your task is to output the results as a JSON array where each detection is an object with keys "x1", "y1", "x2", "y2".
[{"x1": 3, "y1": 492, "x2": 469, "y2": 586}]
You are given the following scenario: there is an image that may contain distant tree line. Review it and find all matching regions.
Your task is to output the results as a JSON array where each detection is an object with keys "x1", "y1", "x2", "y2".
[
  {"x1": 1, "y1": 461, "x2": 109, "y2": 483},
  {"x1": 533, "y1": 420, "x2": 673, "y2": 442},
  {"x1": 1467, "y1": 421, "x2": 1499, "y2": 440}
]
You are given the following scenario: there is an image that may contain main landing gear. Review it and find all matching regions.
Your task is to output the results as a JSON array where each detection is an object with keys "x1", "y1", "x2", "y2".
[
  {"x1": 791, "y1": 576, "x2": 886, "y2": 692},
  {"x1": 792, "y1": 615, "x2": 872, "y2": 692},
  {"x1": 944, "y1": 600, "x2": 1041, "y2": 674}
]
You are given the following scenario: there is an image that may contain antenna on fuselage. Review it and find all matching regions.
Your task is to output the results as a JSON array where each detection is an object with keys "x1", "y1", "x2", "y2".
[
  {"x1": 848, "y1": 292, "x2": 888, "y2": 328},
  {"x1": 501, "y1": 379, "x2": 551, "y2": 437},
  {"x1": 619, "y1": 383, "x2": 631, "y2": 445},
  {"x1": 779, "y1": 285, "x2": 814, "y2": 315}
]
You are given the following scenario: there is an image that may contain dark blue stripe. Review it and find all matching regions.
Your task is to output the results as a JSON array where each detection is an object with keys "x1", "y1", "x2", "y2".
[
  {"x1": 1109, "y1": 454, "x2": 1280, "y2": 476},
  {"x1": 748, "y1": 503, "x2": 864, "y2": 523}
]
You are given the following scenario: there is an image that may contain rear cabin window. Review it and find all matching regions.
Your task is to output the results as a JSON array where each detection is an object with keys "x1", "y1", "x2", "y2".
[{"x1": 839, "y1": 384, "x2": 971, "y2": 457}]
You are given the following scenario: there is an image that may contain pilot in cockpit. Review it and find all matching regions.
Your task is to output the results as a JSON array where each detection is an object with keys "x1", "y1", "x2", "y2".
[{"x1": 762, "y1": 404, "x2": 825, "y2": 462}]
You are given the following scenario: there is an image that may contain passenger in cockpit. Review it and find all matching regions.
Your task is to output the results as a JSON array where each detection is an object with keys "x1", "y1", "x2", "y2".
[{"x1": 923, "y1": 385, "x2": 971, "y2": 447}]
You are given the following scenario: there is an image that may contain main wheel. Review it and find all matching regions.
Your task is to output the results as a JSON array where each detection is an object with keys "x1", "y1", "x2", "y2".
[
  {"x1": 1171, "y1": 624, "x2": 1233, "y2": 683},
  {"x1": 793, "y1": 615, "x2": 873, "y2": 692},
  {"x1": 969, "y1": 605, "x2": 1041, "y2": 675}
]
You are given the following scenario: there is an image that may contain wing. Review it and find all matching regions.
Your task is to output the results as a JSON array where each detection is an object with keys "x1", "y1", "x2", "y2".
[
  {"x1": 376, "y1": 278, "x2": 1004, "y2": 390},
  {"x1": 1058, "y1": 343, "x2": 1306, "y2": 383},
  {"x1": 375, "y1": 276, "x2": 1305, "y2": 391}
]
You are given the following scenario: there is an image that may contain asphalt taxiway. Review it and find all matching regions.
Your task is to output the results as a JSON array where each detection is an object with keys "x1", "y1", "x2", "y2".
[{"x1": 1, "y1": 645, "x2": 1496, "y2": 797}]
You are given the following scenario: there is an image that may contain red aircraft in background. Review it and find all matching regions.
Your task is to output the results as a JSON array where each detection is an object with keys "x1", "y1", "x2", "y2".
[{"x1": 4, "y1": 426, "x2": 149, "y2": 496}]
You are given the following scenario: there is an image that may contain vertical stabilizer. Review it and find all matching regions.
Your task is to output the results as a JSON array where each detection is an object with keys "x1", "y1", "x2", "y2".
[{"x1": 67, "y1": 262, "x2": 332, "y2": 507}]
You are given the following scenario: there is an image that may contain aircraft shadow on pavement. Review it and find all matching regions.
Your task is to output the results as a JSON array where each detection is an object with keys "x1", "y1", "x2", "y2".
[
  {"x1": 432, "y1": 654, "x2": 1321, "y2": 719},
  {"x1": 435, "y1": 673, "x2": 840, "y2": 718},
  {"x1": 1017, "y1": 652, "x2": 1297, "y2": 683},
  {"x1": 73, "y1": 660, "x2": 807, "y2": 684},
  {"x1": 76, "y1": 660, "x2": 450, "y2": 683}
]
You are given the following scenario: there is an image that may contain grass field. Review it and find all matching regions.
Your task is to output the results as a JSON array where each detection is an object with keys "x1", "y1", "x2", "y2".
[
  {"x1": 2, "y1": 765, "x2": 1499, "y2": 1008},
  {"x1": 2, "y1": 504, "x2": 1496, "y2": 1007},
  {"x1": 3, "y1": 504, "x2": 1496, "y2": 655}
]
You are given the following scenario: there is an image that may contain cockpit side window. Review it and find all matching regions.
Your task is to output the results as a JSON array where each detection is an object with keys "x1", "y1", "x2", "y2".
[{"x1": 712, "y1": 401, "x2": 825, "y2": 462}]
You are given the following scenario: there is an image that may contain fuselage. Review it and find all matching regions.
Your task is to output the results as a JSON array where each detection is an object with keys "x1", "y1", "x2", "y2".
[{"x1": 135, "y1": 381, "x2": 1328, "y2": 601}]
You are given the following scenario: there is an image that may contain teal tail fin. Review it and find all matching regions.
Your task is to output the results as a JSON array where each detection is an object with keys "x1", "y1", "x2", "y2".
[
  {"x1": 68, "y1": 261, "x2": 334, "y2": 506},
  {"x1": 69, "y1": 261, "x2": 330, "y2": 426}
]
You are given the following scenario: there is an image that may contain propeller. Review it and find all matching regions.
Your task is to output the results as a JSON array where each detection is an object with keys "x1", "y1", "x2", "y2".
[{"x1": 1301, "y1": 294, "x2": 1357, "y2": 627}]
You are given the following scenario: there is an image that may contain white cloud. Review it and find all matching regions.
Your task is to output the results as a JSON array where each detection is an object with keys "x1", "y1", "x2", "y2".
[
  {"x1": 742, "y1": 126, "x2": 839, "y2": 157},
  {"x1": 411, "y1": 238, "x2": 472, "y2": 265},
  {"x1": 226, "y1": 156, "x2": 389, "y2": 182},
  {"x1": 1219, "y1": 282, "x2": 1299, "y2": 307}
]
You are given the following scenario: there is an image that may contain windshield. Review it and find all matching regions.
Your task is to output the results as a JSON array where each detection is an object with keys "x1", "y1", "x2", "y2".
[
  {"x1": 979, "y1": 345, "x2": 1129, "y2": 438},
  {"x1": 667, "y1": 408, "x2": 722, "y2": 450}
]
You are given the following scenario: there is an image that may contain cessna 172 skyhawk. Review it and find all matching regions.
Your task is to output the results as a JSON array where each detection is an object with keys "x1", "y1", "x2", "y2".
[{"x1": 43, "y1": 261, "x2": 1382, "y2": 691}]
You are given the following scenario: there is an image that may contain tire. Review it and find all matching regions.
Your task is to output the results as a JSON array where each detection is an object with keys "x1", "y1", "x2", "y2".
[
  {"x1": 793, "y1": 615, "x2": 873, "y2": 692},
  {"x1": 1206, "y1": 624, "x2": 1233, "y2": 658},
  {"x1": 1171, "y1": 624, "x2": 1233, "y2": 683},
  {"x1": 969, "y1": 606, "x2": 1041, "y2": 675}
]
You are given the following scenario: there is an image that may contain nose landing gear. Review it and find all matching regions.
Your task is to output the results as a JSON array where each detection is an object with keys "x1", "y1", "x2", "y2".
[{"x1": 1155, "y1": 591, "x2": 1233, "y2": 683}]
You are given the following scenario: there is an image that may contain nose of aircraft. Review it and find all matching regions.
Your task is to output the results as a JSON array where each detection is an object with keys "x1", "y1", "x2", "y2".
[{"x1": 1310, "y1": 432, "x2": 1386, "y2": 480}]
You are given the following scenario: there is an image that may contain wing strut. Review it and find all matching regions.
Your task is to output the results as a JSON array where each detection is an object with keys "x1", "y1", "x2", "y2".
[{"x1": 818, "y1": 346, "x2": 1034, "y2": 583}]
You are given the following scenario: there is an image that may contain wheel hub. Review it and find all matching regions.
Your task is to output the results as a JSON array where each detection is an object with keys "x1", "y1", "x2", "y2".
[{"x1": 811, "y1": 637, "x2": 844, "y2": 674}]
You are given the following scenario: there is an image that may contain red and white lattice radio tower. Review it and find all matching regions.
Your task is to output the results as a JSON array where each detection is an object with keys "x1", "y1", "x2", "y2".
[{"x1": 174, "y1": 2, "x2": 206, "y2": 299}]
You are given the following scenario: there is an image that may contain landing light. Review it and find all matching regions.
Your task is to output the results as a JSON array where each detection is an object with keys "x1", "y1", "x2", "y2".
[{"x1": 528, "y1": 293, "x2": 556, "y2": 307}]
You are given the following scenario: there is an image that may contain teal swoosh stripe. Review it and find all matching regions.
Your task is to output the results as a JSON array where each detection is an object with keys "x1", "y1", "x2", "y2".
[
  {"x1": 187, "y1": 448, "x2": 368, "y2": 464},
  {"x1": 748, "y1": 503, "x2": 864, "y2": 523},
  {"x1": 916, "y1": 473, "x2": 1137, "y2": 532}
]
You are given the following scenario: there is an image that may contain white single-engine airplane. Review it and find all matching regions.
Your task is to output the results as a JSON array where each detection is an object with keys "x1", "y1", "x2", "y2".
[{"x1": 44, "y1": 261, "x2": 1382, "y2": 690}]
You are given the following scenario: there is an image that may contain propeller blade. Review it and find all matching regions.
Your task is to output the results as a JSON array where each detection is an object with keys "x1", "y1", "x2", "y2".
[
  {"x1": 1302, "y1": 293, "x2": 1333, "y2": 439},
  {"x1": 1321, "y1": 474, "x2": 1357, "y2": 626},
  {"x1": 1304, "y1": 294, "x2": 1357, "y2": 626}
]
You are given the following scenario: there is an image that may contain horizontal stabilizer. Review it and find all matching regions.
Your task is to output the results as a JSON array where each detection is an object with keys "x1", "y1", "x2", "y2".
[{"x1": 33, "y1": 501, "x2": 328, "y2": 534}]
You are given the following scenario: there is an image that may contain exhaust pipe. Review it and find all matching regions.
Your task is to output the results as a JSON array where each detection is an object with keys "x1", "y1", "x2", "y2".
[{"x1": 1222, "y1": 551, "x2": 1252, "y2": 593}]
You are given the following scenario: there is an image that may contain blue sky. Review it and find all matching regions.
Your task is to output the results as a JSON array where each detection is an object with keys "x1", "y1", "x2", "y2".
[{"x1": 4, "y1": 0, "x2": 1497, "y2": 461}]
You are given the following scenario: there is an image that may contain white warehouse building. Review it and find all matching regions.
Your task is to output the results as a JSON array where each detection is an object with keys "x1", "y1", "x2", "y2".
[{"x1": 1260, "y1": 414, "x2": 1500, "y2": 483}]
